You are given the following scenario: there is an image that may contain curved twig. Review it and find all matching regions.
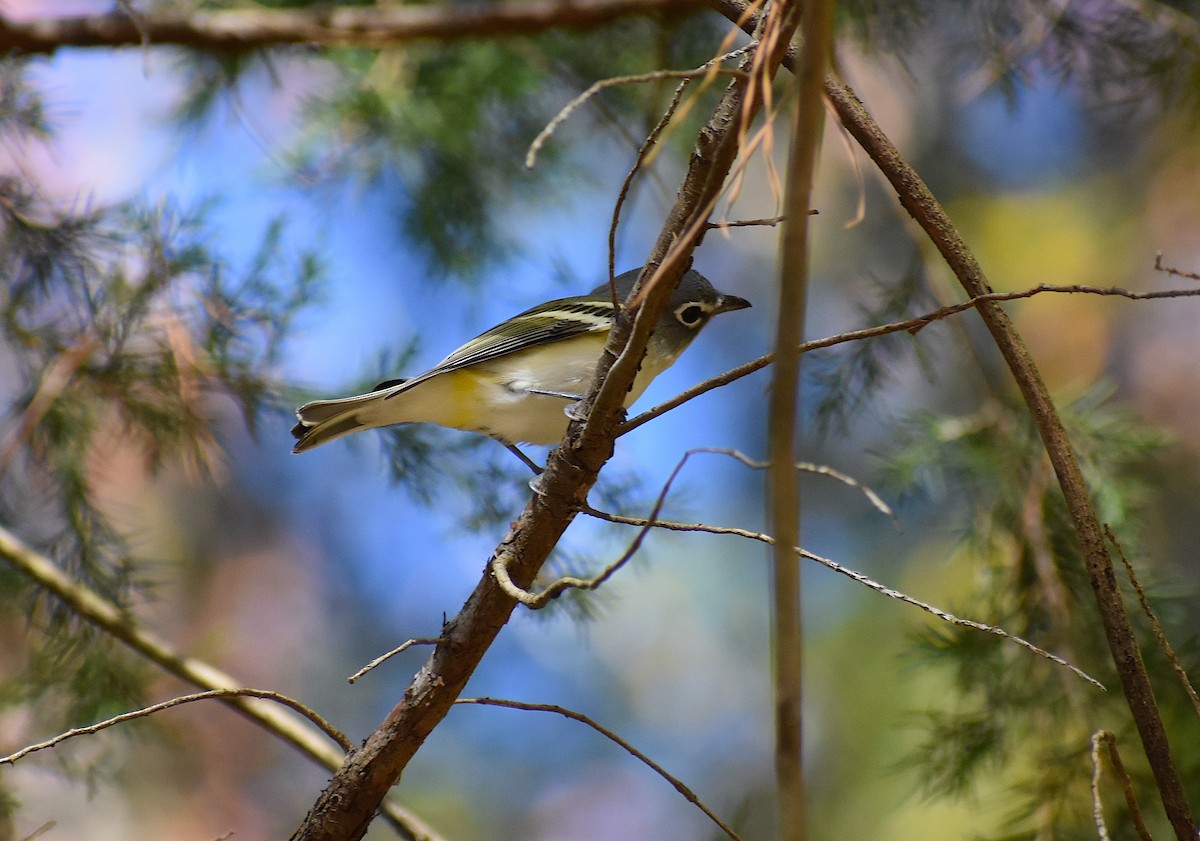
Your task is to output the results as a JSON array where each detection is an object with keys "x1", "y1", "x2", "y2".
[
  {"x1": 455, "y1": 697, "x2": 742, "y2": 841},
  {"x1": 2, "y1": 688, "x2": 353, "y2": 765}
]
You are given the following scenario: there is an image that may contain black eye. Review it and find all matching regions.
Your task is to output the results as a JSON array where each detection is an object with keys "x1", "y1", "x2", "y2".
[{"x1": 676, "y1": 304, "x2": 706, "y2": 327}]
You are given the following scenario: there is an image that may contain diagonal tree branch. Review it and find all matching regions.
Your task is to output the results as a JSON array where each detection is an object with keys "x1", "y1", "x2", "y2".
[
  {"x1": 0, "y1": 524, "x2": 442, "y2": 841},
  {"x1": 818, "y1": 76, "x2": 1196, "y2": 841},
  {"x1": 710, "y1": 2, "x2": 1196, "y2": 837},
  {"x1": 289, "y1": 7, "x2": 803, "y2": 839},
  {"x1": 0, "y1": 0, "x2": 709, "y2": 56}
]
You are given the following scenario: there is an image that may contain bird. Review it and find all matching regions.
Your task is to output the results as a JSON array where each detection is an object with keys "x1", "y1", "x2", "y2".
[{"x1": 291, "y1": 267, "x2": 750, "y2": 460}]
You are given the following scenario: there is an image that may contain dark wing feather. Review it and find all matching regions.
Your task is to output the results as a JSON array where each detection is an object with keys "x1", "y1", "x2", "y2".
[{"x1": 383, "y1": 297, "x2": 615, "y2": 400}]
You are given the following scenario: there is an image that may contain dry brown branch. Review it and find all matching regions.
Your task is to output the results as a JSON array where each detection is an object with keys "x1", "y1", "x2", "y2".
[
  {"x1": 455, "y1": 697, "x2": 742, "y2": 841},
  {"x1": 1, "y1": 688, "x2": 352, "y2": 765},
  {"x1": 0, "y1": 0, "x2": 710, "y2": 55},
  {"x1": 1105, "y1": 525, "x2": 1200, "y2": 719},
  {"x1": 803, "y1": 39, "x2": 1198, "y2": 841}
]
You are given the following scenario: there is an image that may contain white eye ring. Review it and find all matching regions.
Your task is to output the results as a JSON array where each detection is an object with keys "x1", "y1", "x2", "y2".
[{"x1": 675, "y1": 302, "x2": 709, "y2": 328}]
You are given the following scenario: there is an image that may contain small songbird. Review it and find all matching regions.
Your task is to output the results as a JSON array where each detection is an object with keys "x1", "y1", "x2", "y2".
[{"x1": 291, "y1": 267, "x2": 750, "y2": 456}]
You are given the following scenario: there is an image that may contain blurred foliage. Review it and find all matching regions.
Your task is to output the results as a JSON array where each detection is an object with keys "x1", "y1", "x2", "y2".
[
  {"x1": 172, "y1": 12, "x2": 727, "y2": 278},
  {"x1": 882, "y1": 389, "x2": 1199, "y2": 839},
  {"x1": 842, "y1": 0, "x2": 1200, "y2": 115},
  {"x1": 0, "y1": 64, "x2": 321, "y2": 773}
]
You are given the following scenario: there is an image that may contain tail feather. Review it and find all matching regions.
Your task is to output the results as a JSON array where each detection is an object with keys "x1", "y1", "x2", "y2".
[{"x1": 292, "y1": 412, "x2": 367, "y2": 453}]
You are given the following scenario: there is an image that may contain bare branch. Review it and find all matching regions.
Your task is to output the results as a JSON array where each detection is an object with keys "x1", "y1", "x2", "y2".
[
  {"x1": 705, "y1": 213, "x2": 790, "y2": 229},
  {"x1": 0, "y1": 525, "x2": 441, "y2": 841},
  {"x1": 2, "y1": 688, "x2": 352, "y2": 765},
  {"x1": 0, "y1": 0, "x2": 710, "y2": 55},
  {"x1": 527, "y1": 50, "x2": 751, "y2": 169},
  {"x1": 620, "y1": 281, "x2": 1200, "y2": 435},
  {"x1": 455, "y1": 697, "x2": 742, "y2": 841},
  {"x1": 348, "y1": 638, "x2": 443, "y2": 684},
  {"x1": 579, "y1": 504, "x2": 1104, "y2": 689},
  {"x1": 1105, "y1": 525, "x2": 1200, "y2": 719},
  {"x1": 1154, "y1": 251, "x2": 1200, "y2": 281},
  {"x1": 492, "y1": 440, "x2": 696, "y2": 607},
  {"x1": 292, "y1": 7, "x2": 802, "y2": 837}
]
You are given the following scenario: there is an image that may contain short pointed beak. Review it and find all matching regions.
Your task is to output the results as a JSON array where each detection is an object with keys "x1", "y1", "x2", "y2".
[{"x1": 715, "y1": 293, "x2": 752, "y2": 314}]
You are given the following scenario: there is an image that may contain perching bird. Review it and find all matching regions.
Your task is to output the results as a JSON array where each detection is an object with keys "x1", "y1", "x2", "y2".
[{"x1": 291, "y1": 267, "x2": 750, "y2": 456}]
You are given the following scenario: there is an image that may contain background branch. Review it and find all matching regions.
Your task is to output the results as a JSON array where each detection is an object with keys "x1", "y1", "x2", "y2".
[
  {"x1": 0, "y1": 0, "x2": 709, "y2": 55},
  {"x1": 0, "y1": 525, "x2": 440, "y2": 841}
]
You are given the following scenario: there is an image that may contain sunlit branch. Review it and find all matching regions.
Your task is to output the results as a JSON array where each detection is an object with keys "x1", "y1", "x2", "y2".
[
  {"x1": 1091, "y1": 730, "x2": 1154, "y2": 841},
  {"x1": 348, "y1": 638, "x2": 443, "y2": 684}
]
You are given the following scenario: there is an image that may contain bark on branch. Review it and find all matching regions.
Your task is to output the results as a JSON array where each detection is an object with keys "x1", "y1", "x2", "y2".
[
  {"x1": 290, "y1": 7, "x2": 801, "y2": 840},
  {"x1": 0, "y1": 0, "x2": 708, "y2": 55},
  {"x1": 712, "y1": 3, "x2": 1196, "y2": 838}
]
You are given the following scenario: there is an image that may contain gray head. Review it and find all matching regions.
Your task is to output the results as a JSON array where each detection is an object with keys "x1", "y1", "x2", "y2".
[{"x1": 590, "y1": 268, "x2": 751, "y2": 342}]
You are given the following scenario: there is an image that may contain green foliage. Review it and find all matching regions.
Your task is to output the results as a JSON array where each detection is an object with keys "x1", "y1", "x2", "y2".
[{"x1": 885, "y1": 389, "x2": 1199, "y2": 838}]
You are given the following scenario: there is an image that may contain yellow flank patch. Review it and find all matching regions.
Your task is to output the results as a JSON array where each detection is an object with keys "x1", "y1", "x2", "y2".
[{"x1": 443, "y1": 368, "x2": 484, "y2": 431}]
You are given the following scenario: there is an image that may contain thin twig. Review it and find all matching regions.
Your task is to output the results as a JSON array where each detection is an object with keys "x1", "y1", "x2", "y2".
[
  {"x1": 579, "y1": 504, "x2": 1104, "y2": 690},
  {"x1": 685, "y1": 447, "x2": 895, "y2": 522},
  {"x1": 1091, "y1": 730, "x2": 1155, "y2": 841},
  {"x1": 608, "y1": 79, "x2": 691, "y2": 292},
  {"x1": 348, "y1": 638, "x2": 443, "y2": 684},
  {"x1": 526, "y1": 56, "x2": 749, "y2": 169},
  {"x1": 0, "y1": 524, "x2": 440, "y2": 841},
  {"x1": 705, "y1": 213, "x2": 792, "y2": 229},
  {"x1": 620, "y1": 281, "x2": 1200, "y2": 435},
  {"x1": 1105, "y1": 525, "x2": 1200, "y2": 719},
  {"x1": 1154, "y1": 252, "x2": 1200, "y2": 281},
  {"x1": 491, "y1": 442, "x2": 695, "y2": 607},
  {"x1": 455, "y1": 697, "x2": 742, "y2": 841},
  {"x1": 2, "y1": 688, "x2": 353, "y2": 765}
]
